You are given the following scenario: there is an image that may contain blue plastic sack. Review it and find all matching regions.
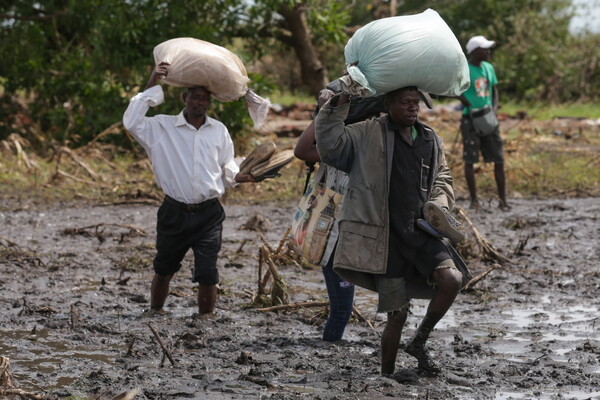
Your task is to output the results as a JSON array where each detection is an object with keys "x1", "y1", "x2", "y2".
[{"x1": 344, "y1": 9, "x2": 470, "y2": 97}]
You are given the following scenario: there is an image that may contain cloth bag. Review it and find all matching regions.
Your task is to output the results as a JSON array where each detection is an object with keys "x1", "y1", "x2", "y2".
[
  {"x1": 343, "y1": 8, "x2": 470, "y2": 97},
  {"x1": 470, "y1": 105, "x2": 499, "y2": 136},
  {"x1": 290, "y1": 166, "x2": 343, "y2": 264},
  {"x1": 153, "y1": 37, "x2": 270, "y2": 128}
]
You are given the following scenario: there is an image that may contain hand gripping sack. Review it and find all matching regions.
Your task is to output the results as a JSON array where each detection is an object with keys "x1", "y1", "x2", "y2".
[
  {"x1": 344, "y1": 9, "x2": 470, "y2": 97},
  {"x1": 290, "y1": 166, "x2": 343, "y2": 265},
  {"x1": 153, "y1": 37, "x2": 270, "y2": 128}
]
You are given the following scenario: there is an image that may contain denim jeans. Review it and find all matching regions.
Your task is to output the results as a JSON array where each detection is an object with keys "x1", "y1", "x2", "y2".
[{"x1": 322, "y1": 254, "x2": 355, "y2": 341}]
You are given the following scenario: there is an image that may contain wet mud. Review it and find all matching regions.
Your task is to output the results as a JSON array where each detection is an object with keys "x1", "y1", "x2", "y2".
[{"x1": 0, "y1": 197, "x2": 598, "y2": 399}]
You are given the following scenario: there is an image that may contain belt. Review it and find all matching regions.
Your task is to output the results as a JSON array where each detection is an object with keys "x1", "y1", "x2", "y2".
[{"x1": 164, "y1": 195, "x2": 218, "y2": 213}]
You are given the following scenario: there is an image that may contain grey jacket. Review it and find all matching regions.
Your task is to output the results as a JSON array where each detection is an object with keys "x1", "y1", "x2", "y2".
[{"x1": 315, "y1": 97, "x2": 455, "y2": 291}]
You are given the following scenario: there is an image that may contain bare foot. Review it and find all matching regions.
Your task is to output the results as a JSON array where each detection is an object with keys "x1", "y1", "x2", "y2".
[{"x1": 469, "y1": 199, "x2": 480, "y2": 211}]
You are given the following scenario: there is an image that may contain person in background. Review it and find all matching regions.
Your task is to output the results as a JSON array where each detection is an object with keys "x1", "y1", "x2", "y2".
[
  {"x1": 315, "y1": 85, "x2": 467, "y2": 376},
  {"x1": 458, "y1": 35, "x2": 510, "y2": 211},
  {"x1": 123, "y1": 62, "x2": 255, "y2": 316},
  {"x1": 293, "y1": 82, "x2": 385, "y2": 342}
]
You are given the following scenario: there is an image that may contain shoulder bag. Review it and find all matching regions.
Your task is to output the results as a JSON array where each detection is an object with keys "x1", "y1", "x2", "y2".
[
  {"x1": 290, "y1": 164, "x2": 343, "y2": 265},
  {"x1": 469, "y1": 105, "x2": 499, "y2": 137}
]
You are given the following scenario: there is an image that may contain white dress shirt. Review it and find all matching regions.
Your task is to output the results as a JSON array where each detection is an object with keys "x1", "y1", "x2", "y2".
[{"x1": 123, "y1": 85, "x2": 239, "y2": 204}]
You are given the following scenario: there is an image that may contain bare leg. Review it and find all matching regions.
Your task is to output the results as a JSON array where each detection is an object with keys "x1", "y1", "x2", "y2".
[
  {"x1": 464, "y1": 163, "x2": 478, "y2": 210},
  {"x1": 198, "y1": 283, "x2": 218, "y2": 315},
  {"x1": 381, "y1": 308, "x2": 408, "y2": 375},
  {"x1": 494, "y1": 162, "x2": 510, "y2": 210},
  {"x1": 151, "y1": 273, "x2": 173, "y2": 311},
  {"x1": 405, "y1": 267, "x2": 462, "y2": 374}
]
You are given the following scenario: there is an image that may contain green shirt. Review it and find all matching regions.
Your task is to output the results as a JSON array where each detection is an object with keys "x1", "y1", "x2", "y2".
[{"x1": 462, "y1": 61, "x2": 498, "y2": 115}]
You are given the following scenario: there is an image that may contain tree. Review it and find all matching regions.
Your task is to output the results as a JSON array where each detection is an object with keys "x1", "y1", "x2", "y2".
[
  {"x1": 0, "y1": 0, "x2": 250, "y2": 145},
  {"x1": 393, "y1": 0, "x2": 599, "y2": 101},
  {"x1": 240, "y1": 0, "x2": 350, "y2": 96},
  {"x1": 0, "y1": 0, "x2": 352, "y2": 145}
]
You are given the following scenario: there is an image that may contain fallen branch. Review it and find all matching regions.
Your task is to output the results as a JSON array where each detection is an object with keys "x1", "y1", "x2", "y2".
[
  {"x1": 96, "y1": 199, "x2": 161, "y2": 207},
  {"x1": 85, "y1": 121, "x2": 124, "y2": 148},
  {"x1": 147, "y1": 324, "x2": 176, "y2": 366},
  {"x1": 0, "y1": 388, "x2": 45, "y2": 400},
  {"x1": 55, "y1": 146, "x2": 99, "y2": 180},
  {"x1": 260, "y1": 245, "x2": 288, "y2": 305},
  {"x1": 255, "y1": 301, "x2": 329, "y2": 312},
  {"x1": 0, "y1": 235, "x2": 21, "y2": 249},
  {"x1": 53, "y1": 169, "x2": 107, "y2": 187},
  {"x1": 462, "y1": 264, "x2": 501, "y2": 291},
  {"x1": 63, "y1": 223, "x2": 146, "y2": 237},
  {"x1": 1, "y1": 356, "x2": 45, "y2": 399},
  {"x1": 352, "y1": 306, "x2": 378, "y2": 334},
  {"x1": 456, "y1": 206, "x2": 512, "y2": 264}
]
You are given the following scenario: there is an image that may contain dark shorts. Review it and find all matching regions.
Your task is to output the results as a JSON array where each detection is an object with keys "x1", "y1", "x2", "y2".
[
  {"x1": 153, "y1": 196, "x2": 225, "y2": 285},
  {"x1": 461, "y1": 115, "x2": 504, "y2": 164}
]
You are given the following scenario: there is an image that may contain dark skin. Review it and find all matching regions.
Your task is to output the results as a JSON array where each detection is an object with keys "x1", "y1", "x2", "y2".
[
  {"x1": 457, "y1": 47, "x2": 509, "y2": 211},
  {"x1": 145, "y1": 62, "x2": 255, "y2": 314},
  {"x1": 330, "y1": 88, "x2": 463, "y2": 375}
]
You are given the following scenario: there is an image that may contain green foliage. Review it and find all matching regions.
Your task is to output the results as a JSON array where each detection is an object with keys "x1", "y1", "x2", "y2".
[
  {"x1": 1, "y1": 0, "x2": 599, "y2": 149},
  {"x1": 395, "y1": 0, "x2": 599, "y2": 102},
  {"x1": 501, "y1": 100, "x2": 600, "y2": 120},
  {"x1": 0, "y1": 0, "x2": 252, "y2": 146}
]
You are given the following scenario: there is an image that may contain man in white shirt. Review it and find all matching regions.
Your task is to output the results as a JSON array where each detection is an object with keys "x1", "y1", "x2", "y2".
[{"x1": 123, "y1": 62, "x2": 255, "y2": 315}]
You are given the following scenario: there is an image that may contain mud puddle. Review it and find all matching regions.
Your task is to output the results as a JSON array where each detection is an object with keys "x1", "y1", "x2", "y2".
[{"x1": 0, "y1": 197, "x2": 598, "y2": 399}]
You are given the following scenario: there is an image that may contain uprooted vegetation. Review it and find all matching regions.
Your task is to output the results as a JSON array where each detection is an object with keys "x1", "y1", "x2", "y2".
[{"x1": 1, "y1": 105, "x2": 599, "y2": 208}]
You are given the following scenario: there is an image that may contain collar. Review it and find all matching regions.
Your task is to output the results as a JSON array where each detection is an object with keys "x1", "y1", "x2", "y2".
[
  {"x1": 386, "y1": 117, "x2": 433, "y2": 142},
  {"x1": 175, "y1": 111, "x2": 213, "y2": 129}
]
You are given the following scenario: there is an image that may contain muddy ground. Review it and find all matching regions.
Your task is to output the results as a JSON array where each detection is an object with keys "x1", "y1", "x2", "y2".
[{"x1": 0, "y1": 193, "x2": 599, "y2": 400}]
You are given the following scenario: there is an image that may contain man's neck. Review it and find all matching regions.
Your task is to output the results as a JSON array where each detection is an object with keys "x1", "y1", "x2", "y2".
[
  {"x1": 469, "y1": 57, "x2": 483, "y2": 67},
  {"x1": 397, "y1": 125, "x2": 414, "y2": 145},
  {"x1": 184, "y1": 111, "x2": 206, "y2": 130}
]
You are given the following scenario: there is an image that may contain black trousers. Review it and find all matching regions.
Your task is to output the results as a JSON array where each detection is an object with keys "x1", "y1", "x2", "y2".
[{"x1": 153, "y1": 196, "x2": 225, "y2": 285}]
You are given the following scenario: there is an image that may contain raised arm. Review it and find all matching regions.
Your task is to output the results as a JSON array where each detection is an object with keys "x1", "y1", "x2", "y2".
[
  {"x1": 314, "y1": 93, "x2": 355, "y2": 172},
  {"x1": 294, "y1": 88, "x2": 339, "y2": 163},
  {"x1": 122, "y1": 63, "x2": 170, "y2": 144},
  {"x1": 145, "y1": 62, "x2": 170, "y2": 90}
]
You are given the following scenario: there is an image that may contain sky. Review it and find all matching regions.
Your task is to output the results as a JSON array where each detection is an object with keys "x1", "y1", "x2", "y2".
[{"x1": 569, "y1": 0, "x2": 600, "y2": 33}]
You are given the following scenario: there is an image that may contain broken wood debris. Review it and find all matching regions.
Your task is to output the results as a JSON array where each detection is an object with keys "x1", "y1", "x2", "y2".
[
  {"x1": 147, "y1": 323, "x2": 176, "y2": 366},
  {"x1": 62, "y1": 223, "x2": 146, "y2": 243},
  {"x1": 1, "y1": 356, "x2": 45, "y2": 399},
  {"x1": 455, "y1": 206, "x2": 512, "y2": 264},
  {"x1": 463, "y1": 264, "x2": 502, "y2": 291},
  {"x1": 239, "y1": 213, "x2": 271, "y2": 232}
]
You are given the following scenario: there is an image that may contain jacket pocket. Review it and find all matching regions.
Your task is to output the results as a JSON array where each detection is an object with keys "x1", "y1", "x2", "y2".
[
  {"x1": 420, "y1": 159, "x2": 430, "y2": 192},
  {"x1": 336, "y1": 222, "x2": 384, "y2": 273}
]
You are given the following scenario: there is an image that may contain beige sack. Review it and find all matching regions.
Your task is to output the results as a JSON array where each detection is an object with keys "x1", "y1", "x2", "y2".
[
  {"x1": 153, "y1": 37, "x2": 270, "y2": 128},
  {"x1": 153, "y1": 37, "x2": 250, "y2": 102}
]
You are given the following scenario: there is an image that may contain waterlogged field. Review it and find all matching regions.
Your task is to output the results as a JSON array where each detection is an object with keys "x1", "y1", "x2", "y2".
[{"x1": 0, "y1": 197, "x2": 598, "y2": 400}]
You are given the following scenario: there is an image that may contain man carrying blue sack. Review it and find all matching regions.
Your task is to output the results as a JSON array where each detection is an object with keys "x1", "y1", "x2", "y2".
[{"x1": 315, "y1": 85, "x2": 470, "y2": 377}]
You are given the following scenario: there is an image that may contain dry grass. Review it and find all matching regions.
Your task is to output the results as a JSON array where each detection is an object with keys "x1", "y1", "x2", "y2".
[{"x1": 1, "y1": 109, "x2": 598, "y2": 208}]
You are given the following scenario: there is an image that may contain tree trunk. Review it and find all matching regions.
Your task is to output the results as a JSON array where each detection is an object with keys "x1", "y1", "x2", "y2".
[
  {"x1": 278, "y1": 4, "x2": 328, "y2": 97},
  {"x1": 390, "y1": 0, "x2": 397, "y2": 17}
]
